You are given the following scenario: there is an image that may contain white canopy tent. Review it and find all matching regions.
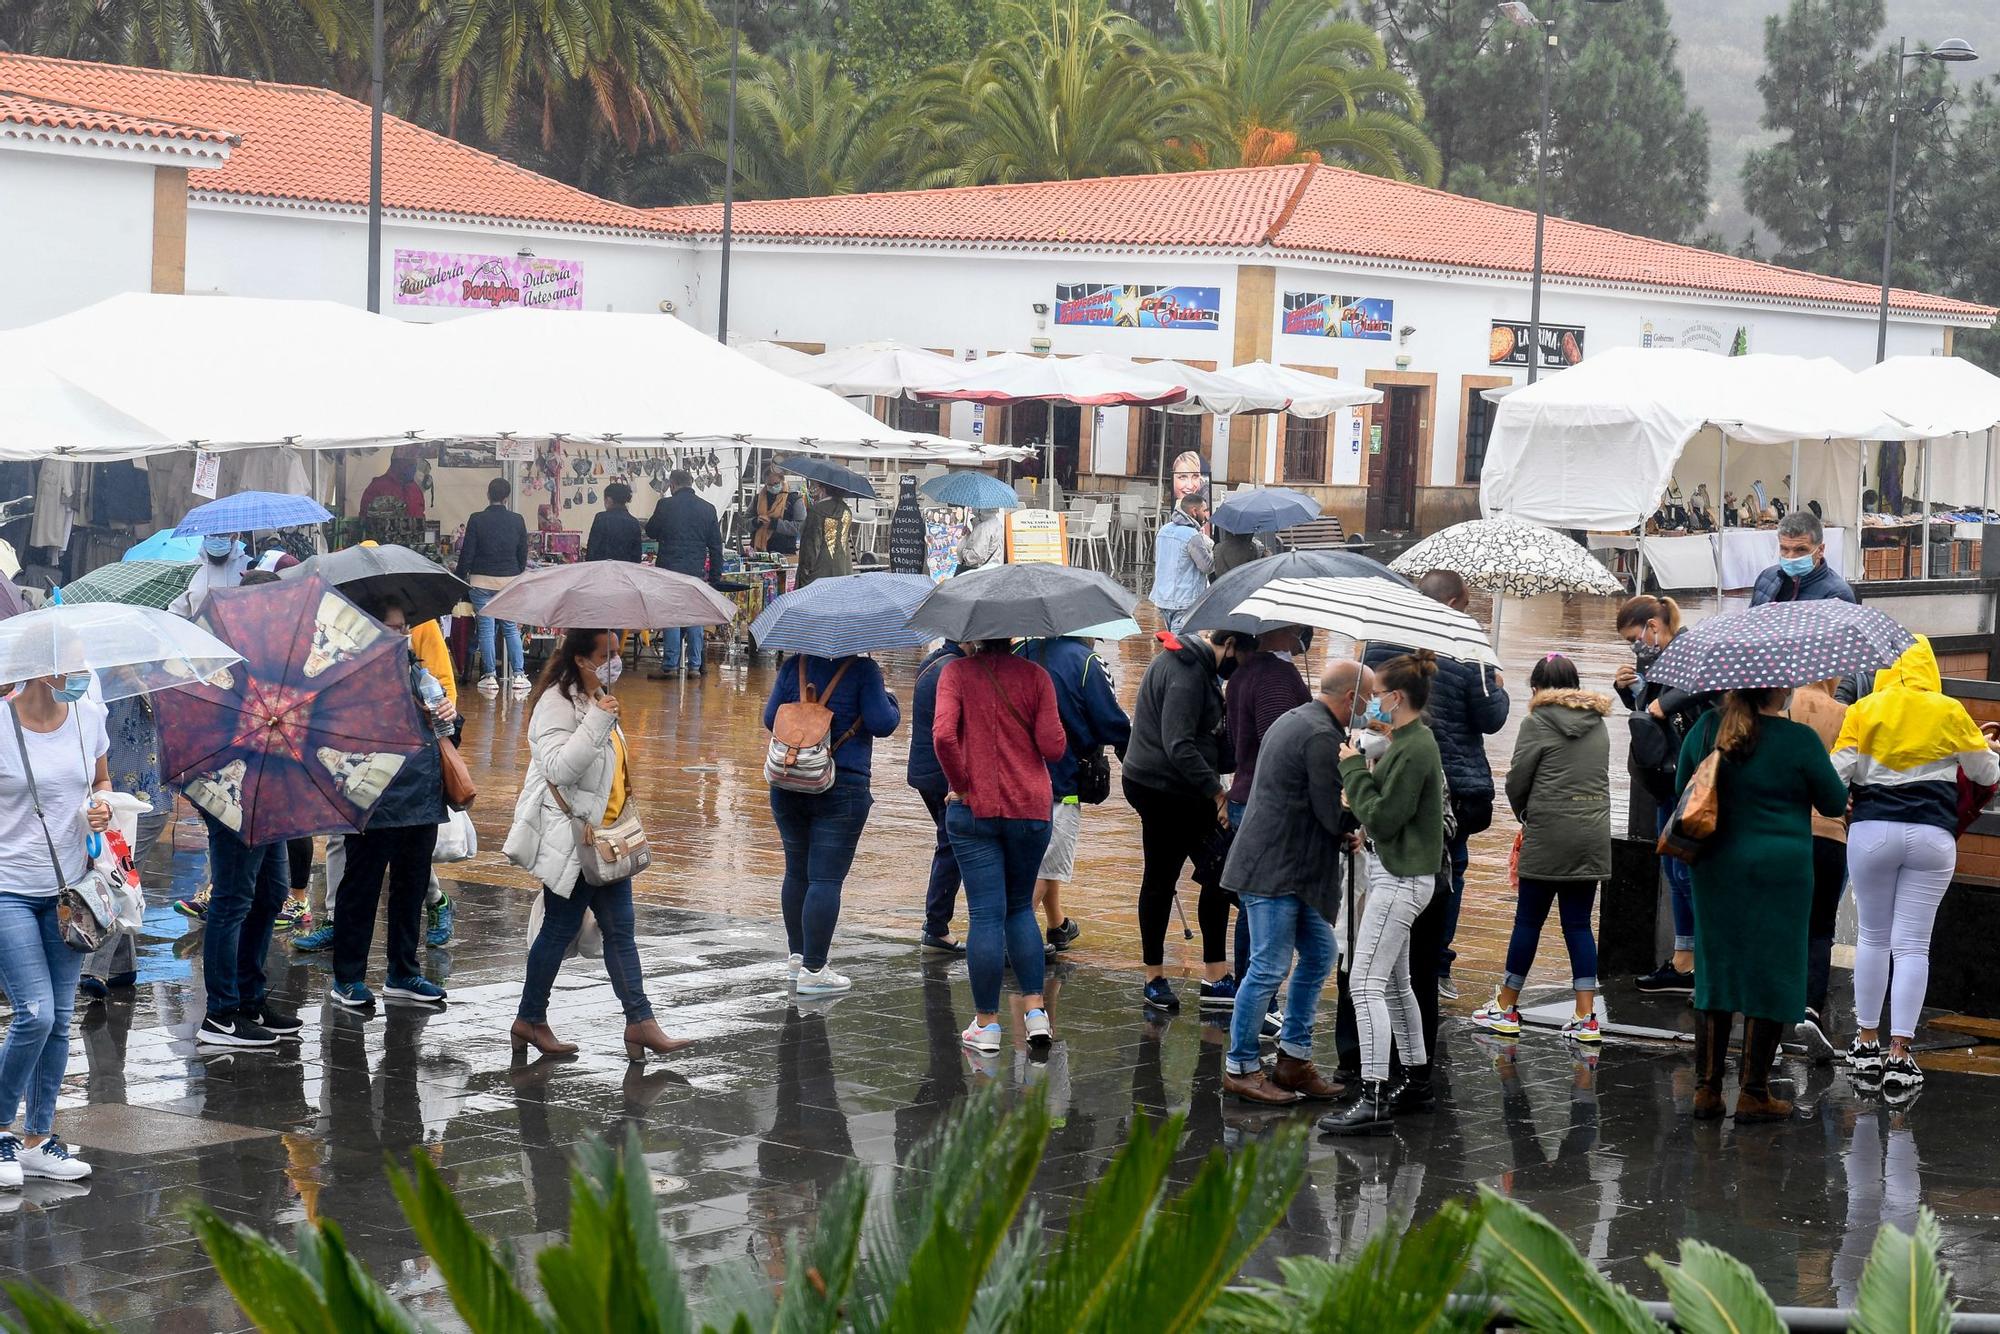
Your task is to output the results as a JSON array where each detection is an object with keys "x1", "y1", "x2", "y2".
[
  {"x1": 732, "y1": 340, "x2": 822, "y2": 376},
  {"x1": 801, "y1": 341, "x2": 964, "y2": 399},
  {"x1": 1213, "y1": 360, "x2": 1380, "y2": 419},
  {"x1": 1858, "y1": 356, "x2": 2000, "y2": 515},
  {"x1": 0, "y1": 353, "x2": 181, "y2": 461}
]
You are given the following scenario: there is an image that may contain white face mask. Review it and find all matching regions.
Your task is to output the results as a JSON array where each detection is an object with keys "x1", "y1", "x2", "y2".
[{"x1": 599, "y1": 653, "x2": 623, "y2": 687}]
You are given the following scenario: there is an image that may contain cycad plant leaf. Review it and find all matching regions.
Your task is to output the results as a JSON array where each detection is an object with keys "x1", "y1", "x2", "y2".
[
  {"x1": 185, "y1": 1204, "x2": 337, "y2": 1334},
  {"x1": 536, "y1": 1158, "x2": 616, "y2": 1334},
  {"x1": 1014, "y1": 1111, "x2": 1179, "y2": 1334},
  {"x1": 1475, "y1": 1188, "x2": 1662, "y2": 1334},
  {"x1": 967, "y1": 1201, "x2": 1043, "y2": 1334},
  {"x1": 1310, "y1": 1198, "x2": 1487, "y2": 1333},
  {"x1": 1852, "y1": 1207, "x2": 1954, "y2": 1334},
  {"x1": 774, "y1": 1165, "x2": 868, "y2": 1334},
  {"x1": 0, "y1": 1283, "x2": 112, "y2": 1334},
  {"x1": 1647, "y1": 1241, "x2": 1784, "y2": 1334},
  {"x1": 696, "y1": 1260, "x2": 779, "y2": 1334},
  {"x1": 389, "y1": 1154, "x2": 547, "y2": 1334},
  {"x1": 605, "y1": 1130, "x2": 695, "y2": 1334},
  {"x1": 296, "y1": 1219, "x2": 430, "y2": 1334}
]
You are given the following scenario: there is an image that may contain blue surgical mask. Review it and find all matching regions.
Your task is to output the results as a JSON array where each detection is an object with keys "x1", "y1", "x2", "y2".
[
  {"x1": 50, "y1": 673, "x2": 89, "y2": 703},
  {"x1": 1780, "y1": 554, "x2": 1816, "y2": 578},
  {"x1": 1364, "y1": 696, "x2": 1393, "y2": 726}
]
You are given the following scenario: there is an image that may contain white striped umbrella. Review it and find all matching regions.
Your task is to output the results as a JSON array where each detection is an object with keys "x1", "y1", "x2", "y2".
[{"x1": 1227, "y1": 576, "x2": 1498, "y2": 668}]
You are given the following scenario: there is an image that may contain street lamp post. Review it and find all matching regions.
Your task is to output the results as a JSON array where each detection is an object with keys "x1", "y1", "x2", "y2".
[
  {"x1": 365, "y1": 0, "x2": 384, "y2": 313},
  {"x1": 716, "y1": 0, "x2": 742, "y2": 345},
  {"x1": 1876, "y1": 37, "x2": 1977, "y2": 363}
]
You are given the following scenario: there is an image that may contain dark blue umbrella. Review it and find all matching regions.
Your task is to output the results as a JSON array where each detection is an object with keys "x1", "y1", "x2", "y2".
[
  {"x1": 1213, "y1": 487, "x2": 1320, "y2": 535},
  {"x1": 173, "y1": 490, "x2": 333, "y2": 536},
  {"x1": 1182, "y1": 549, "x2": 1410, "y2": 636},
  {"x1": 749, "y1": 573, "x2": 938, "y2": 656},
  {"x1": 1647, "y1": 601, "x2": 1914, "y2": 693},
  {"x1": 777, "y1": 456, "x2": 877, "y2": 500},
  {"x1": 920, "y1": 471, "x2": 1019, "y2": 509}
]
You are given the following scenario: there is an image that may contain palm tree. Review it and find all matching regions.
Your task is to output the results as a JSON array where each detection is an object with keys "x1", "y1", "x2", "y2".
[
  {"x1": 1176, "y1": 0, "x2": 1439, "y2": 183},
  {"x1": 908, "y1": 0, "x2": 1223, "y2": 187},
  {"x1": 693, "y1": 45, "x2": 916, "y2": 199},
  {"x1": 1, "y1": 0, "x2": 359, "y2": 82}
]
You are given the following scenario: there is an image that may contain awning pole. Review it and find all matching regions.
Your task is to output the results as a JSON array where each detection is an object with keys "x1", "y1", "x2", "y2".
[
  {"x1": 1790, "y1": 439, "x2": 1800, "y2": 510},
  {"x1": 1921, "y1": 438, "x2": 1932, "y2": 579},
  {"x1": 1717, "y1": 432, "x2": 1728, "y2": 598},
  {"x1": 1634, "y1": 525, "x2": 1648, "y2": 596}
]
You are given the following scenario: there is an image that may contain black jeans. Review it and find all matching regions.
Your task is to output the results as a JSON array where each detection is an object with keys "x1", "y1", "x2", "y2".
[
  {"x1": 331, "y1": 822, "x2": 439, "y2": 987},
  {"x1": 1124, "y1": 777, "x2": 1231, "y2": 968},
  {"x1": 287, "y1": 837, "x2": 314, "y2": 892},
  {"x1": 1807, "y1": 834, "x2": 1848, "y2": 1019},
  {"x1": 917, "y1": 786, "x2": 961, "y2": 939},
  {"x1": 1336, "y1": 859, "x2": 1447, "y2": 1078}
]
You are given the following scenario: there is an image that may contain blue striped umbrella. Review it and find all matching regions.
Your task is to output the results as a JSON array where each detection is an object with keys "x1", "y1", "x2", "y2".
[
  {"x1": 750, "y1": 573, "x2": 938, "y2": 656},
  {"x1": 920, "y1": 471, "x2": 1020, "y2": 509},
  {"x1": 173, "y1": 490, "x2": 333, "y2": 536}
]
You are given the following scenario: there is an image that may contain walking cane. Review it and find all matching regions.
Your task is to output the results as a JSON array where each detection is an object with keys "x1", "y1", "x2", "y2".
[{"x1": 1173, "y1": 890, "x2": 1194, "y2": 941}]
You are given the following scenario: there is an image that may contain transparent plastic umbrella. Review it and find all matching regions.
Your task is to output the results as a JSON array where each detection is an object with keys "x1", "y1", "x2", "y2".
[{"x1": 0, "y1": 603, "x2": 243, "y2": 700}]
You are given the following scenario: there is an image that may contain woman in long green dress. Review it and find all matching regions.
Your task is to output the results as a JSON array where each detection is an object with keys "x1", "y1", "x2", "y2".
[{"x1": 1676, "y1": 686, "x2": 1847, "y2": 1122}]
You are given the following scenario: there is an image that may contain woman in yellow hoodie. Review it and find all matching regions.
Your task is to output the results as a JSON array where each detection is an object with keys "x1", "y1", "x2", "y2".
[{"x1": 1831, "y1": 636, "x2": 1999, "y2": 1093}]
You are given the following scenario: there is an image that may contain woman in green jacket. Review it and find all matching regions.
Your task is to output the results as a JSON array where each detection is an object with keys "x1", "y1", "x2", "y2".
[
  {"x1": 1677, "y1": 686, "x2": 1848, "y2": 1123},
  {"x1": 1324, "y1": 650, "x2": 1445, "y2": 1136},
  {"x1": 1472, "y1": 655, "x2": 1612, "y2": 1044}
]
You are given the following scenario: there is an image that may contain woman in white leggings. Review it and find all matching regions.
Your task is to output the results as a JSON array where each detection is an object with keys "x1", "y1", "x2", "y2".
[{"x1": 1831, "y1": 636, "x2": 2000, "y2": 1093}]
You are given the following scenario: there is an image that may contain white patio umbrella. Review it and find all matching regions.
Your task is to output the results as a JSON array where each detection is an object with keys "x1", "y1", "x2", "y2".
[
  {"x1": 1390, "y1": 516, "x2": 1621, "y2": 647},
  {"x1": 733, "y1": 340, "x2": 822, "y2": 376},
  {"x1": 803, "y1": 341, "x2": 964, "y2": 398},
  {"x1": 1218, "y1": 361, "x2": 1383, "y2": 419}
]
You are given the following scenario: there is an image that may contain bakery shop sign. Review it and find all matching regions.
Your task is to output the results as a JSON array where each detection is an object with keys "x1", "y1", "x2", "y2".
[
  {"x1": 1489, "y1": 319, "x2": 1585, "y2": 370},
  {"x1": 392, "y1": 249, "x2": 584, "y2": 311}
]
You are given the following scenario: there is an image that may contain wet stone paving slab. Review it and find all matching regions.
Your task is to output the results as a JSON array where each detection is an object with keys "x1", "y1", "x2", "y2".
[{"x1": 11, "y1": 593, "x2": 2000, "y2": 1326}]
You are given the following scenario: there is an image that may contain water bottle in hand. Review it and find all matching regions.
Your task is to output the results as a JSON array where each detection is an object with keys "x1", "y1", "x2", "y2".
[{"x1": 417, "y1": 670, "x2": 454, "y2": 737}]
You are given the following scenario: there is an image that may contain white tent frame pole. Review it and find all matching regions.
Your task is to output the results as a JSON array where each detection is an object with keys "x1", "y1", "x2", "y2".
[
  {"x1": 1790, "y1": 439, "x2": 1800, "y2": 510},
  {"x1": 1920, "y1": 439, "x2": 1932, "y2": 579},
  {"x1": 1716, "y1": 432, "x2": 1728, "y2": 598},
  {"x1": 1634, "y1": 525, "x2": 1648, "y2": 596}
]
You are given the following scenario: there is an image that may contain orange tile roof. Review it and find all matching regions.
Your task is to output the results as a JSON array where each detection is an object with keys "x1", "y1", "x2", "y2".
[
  {"x1": 0, "y1": 54, "x2": 667, "y2": 235},
  {"x1": 0, "y1": 89, "x2": 237, "y2": 147},
  {"x1": 652, "y1": 163, "x2": 1993, "y2": 321}
]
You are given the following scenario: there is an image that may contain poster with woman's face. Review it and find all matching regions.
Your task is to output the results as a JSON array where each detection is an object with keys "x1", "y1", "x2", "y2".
[{"x1": 1171, "y1": 451, "x2": 1208, "y2": 502}]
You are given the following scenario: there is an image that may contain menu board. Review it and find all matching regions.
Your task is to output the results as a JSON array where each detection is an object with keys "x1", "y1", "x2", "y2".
[
  {"x1": 1005, "y1": 509, "x2": 1069, "y2": 565},
  {"x1": 888, "y1": 474, "x2": 928, "y2": 574}
]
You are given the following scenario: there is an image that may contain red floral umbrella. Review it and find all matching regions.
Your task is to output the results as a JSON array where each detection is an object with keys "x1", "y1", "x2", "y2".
[{"x1": 158, "y1": 573, "x2": 426, "y2": 845}]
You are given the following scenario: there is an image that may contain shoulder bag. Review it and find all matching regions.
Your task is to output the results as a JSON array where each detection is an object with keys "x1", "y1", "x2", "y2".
[
  {"x1": 548, "y1": 721, "x2": 650, "y2": 886},
  {"x1": 9, "y1": 705, "x2": 119, "y2": 953},
  {"x1": 1657, "y1": 750, "x2": 1723, "y2": 864},
  {"x1": 439, "y1": 735, "x2": 477, "y2": 810},
  {"x1": 766, "y1": 656, "x2": 861, "y2": 794}
]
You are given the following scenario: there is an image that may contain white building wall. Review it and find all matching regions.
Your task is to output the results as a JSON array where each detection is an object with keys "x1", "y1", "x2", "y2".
[{"x1": 0, "y1": 146, "x2": 157, "y2": 329}]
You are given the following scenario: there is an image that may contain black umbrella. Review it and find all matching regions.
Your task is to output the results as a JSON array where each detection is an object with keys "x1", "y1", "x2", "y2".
[
  {"x1": 907, "y1": 563, "x2": 1137, "y2": 642},
  {"x1": 283, "y1": 544, "x2": 468, "y2": 625},
  {"x1": 1182, "y1": 549, "x2": 1410, "y2": 636},
  {"x1": 777, "y1": 455, "x2": 877, "y2": 500}
]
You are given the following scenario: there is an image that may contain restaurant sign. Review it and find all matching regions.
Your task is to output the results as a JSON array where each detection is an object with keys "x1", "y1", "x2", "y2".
[
  {"x1": 393, "y1": 250, "x2": 583, "y2": 311},
  {"x1": 1489, "y1": 319, "x2": 1585, "y2": 370},
  {"x1": 1054, "y1": 283, "x2": 1221, "y2": 331},
  {"x1": 1282, "y1": 292, "x2": 1393, "y2": 340}
]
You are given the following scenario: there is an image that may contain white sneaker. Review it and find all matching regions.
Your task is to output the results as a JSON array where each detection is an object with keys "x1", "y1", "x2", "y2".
[
  {"x1": 0, "y1": 1135, "x2": 20, "y2": 1189},
  {"x1": 17, "y1": 1136, "x2": 88, "y2": 1181},
  {"x1": 510, "y1": 673, "x2": 531, "y2": 692},
  {"x1": 785, "y1": 953, "x2": 803, "y2": 977},
  {"x1": 476, "y1": 674, "x2": 498, "y2": 692},
  {"x1": 1024, "y1": 1008, "x2": 1052, "y2": 1049},
  {"x1": 796, "y1": 965, "x2": 851, "y2": 996},
  {"x1": 962, "y1": 1021, "x2": 1002, "y2": 1054}
]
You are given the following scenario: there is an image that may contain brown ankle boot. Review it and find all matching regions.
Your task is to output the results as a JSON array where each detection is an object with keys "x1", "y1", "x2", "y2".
[
  {"x1": 510, "y1": 1019, "x2": 578, "y2": 1058},
  {"x1": 624, "y1": 1018, "x2": 696, "y2": 1063},
  {"x1": 1273, "y1": 1053, "x2": 1344, "y2": 1101},
  {"x1": 1734, "y1": 1017, "x2": 1793, "y2": 1123},
  {"x1": 1223, "y1": 1066, "x2": 1302, "y2": 1105},
  {"x1": 1691, "y1": 1009, "x2": 1730, "y2": 1120}
]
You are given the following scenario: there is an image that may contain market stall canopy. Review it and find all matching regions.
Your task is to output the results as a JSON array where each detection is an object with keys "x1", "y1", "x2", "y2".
[
  {"x1": 1857, "y1": 356, "x2": 2000, "y2": 439},
  {"x1": 0, "y1": 352, "x2": 177, "y2": 461},
  {"x1": 733, "y1": 340, "x2": 821, "y2": 376},
  {"x1": 1213, "y1": 361, "x2": 1381, "y2": 419},
  {"x1": 802, "y1": 341, "x2": 964, "y2": 399},
  {"x1": 1125, "y1": 361, "x2": 1292, "y2": 416},
  {"x1": 1478, "y1": 348, "x2": 1918, "y2": 531},
  {"x1": 913, "y1": 352, "x2": 1190, "y2": 407}
]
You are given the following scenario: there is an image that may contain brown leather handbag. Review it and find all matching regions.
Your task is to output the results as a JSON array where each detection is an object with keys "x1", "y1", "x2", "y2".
[
  {"x1": 1657, "y1": 751, "x2": 1721, "y2": 863},
  {"x1": 439, "y1": 736, "x2": 477, "y2": 811}
]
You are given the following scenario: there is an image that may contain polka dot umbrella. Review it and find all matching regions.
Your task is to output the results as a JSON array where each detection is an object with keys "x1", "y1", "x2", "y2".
[
  {"x1": 1390, "y1": 517, "x2": 1622, "y2": 598},
  {"x1": 1645, "y1": 600, "x2": 1915, "y2": 693}
]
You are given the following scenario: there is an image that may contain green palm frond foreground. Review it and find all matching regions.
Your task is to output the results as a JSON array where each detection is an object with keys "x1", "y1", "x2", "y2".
[{"x1": 0, "y1": 1090, "x2": 1966, "y2": 1332}]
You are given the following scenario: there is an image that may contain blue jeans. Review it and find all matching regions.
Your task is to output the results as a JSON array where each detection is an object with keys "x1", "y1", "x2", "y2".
[
  {"x1": 660, "y1": 626, "x2": 704, "y2": 673},
  {"x1": 948, "y1": 805, "x2": 1051, "y2": 1014},
  {"x1": 0, "y1": 894, "x2": 81, "y2": 1136},
  {"x1": 770, "y1": 781, "x2": 873, "y2": 970},
  {"x1": 1227, "y1": 893, "x2": 1333, "y2": 1073},
  {"x1": 517, "y1": 876, "x2": 653, "y2": 1024},
  {"x1": 1503, "y1": 878, "x2": 1599, "y2": 992},
  {"x1": 1656, "y1": 807, "x2": 1695, "y2": 951},
  {"x1": 201, "y1": 811, "x2": 289, "y2": 1019},
  {"x1": 918, "y1": 787, "x2": 960, "y2": 939},
  {"x1": 469, "y1": 585, "x2": 523, "y2": 678}
]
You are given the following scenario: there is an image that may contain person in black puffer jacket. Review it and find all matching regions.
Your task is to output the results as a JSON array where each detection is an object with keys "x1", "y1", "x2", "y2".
[
  {"x1": 1362, "y1": 571, "x2": 1507, "y2": 997},
  {"x1": 645, "y1": 470, "x2": 725, "y2": 678},
  {"x1": 1123, "y1": 628, "x2": 1242, "y2": 1014}
]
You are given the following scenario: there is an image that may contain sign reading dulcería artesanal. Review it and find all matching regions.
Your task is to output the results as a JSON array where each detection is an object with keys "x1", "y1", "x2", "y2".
[
  {"x1": 393, "y1": 250, "x2": 584, "y2": 311},
  {"x1": 1054, "y1": 283, "x2": 1220, "y2": 330}
]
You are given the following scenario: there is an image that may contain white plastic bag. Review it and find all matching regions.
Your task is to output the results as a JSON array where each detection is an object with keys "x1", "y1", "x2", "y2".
[
  {"x1": 88, "y1": 793, "x2": 149, "y2": 934},
  {"x1": 526, "y1": 888, "x2": 602, "y2": 960},
  {"x1": 433, "y1": 808, "x2": 478, "y2": 863}
]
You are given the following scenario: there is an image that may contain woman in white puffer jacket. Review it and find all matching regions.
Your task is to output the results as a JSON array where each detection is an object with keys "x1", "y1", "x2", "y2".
[{"x1": 503, "y1": 627, "x2": 694, "y2": 1065}]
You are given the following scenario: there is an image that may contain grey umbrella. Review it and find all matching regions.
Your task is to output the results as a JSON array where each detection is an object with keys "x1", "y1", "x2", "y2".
[
  {"x1": 284, "y1": 544, "x2": 468, "y2": 625},
  {"x1": 1182, "y1": 549, "x2": 1410, "y2": 636},
  {"x1": 906, "y1": 563, "x2": 1137, "y2": 642},
  {"x1": 778, "y1": 455, "x2": 878, "y2": 500}
]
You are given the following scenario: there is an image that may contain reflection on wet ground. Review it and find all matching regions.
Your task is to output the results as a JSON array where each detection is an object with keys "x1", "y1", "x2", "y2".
[{"x1": 21, "y1": 589, "x2": 2000, "y2": 1326}]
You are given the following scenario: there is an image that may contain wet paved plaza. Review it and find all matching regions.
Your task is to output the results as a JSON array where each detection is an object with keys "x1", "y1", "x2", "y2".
[{"x1": 13, "y1": 591, "x2": 2000, "y2": 1326}]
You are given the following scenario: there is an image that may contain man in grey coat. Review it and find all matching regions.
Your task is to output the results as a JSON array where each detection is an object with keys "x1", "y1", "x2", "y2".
[{"x1": 1220, "y1": 659, "x2": 1373, "y2": 1105}]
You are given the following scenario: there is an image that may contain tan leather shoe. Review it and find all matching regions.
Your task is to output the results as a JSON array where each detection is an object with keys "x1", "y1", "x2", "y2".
[
  {"x1": 624, "y1": 1018, "x2": 696, "y2": 1063},
  {"x1": 1223, "y1": 1067, "x2": 1302, "y2": 1106},
  {"x1": 1273, "y1": 1053, "x2": 1344, "y2": 1101},
  {"x1": 509, "y1": 1019, "x2": 577, "y2": 1058}
]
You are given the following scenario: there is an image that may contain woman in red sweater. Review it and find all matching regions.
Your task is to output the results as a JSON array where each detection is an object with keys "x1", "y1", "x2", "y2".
[{"x1": 934, "y1": 640, "x2": 1068, "y2": 1056}]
